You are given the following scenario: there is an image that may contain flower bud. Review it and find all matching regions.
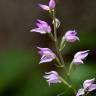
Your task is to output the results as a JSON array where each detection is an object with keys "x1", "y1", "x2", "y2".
[
  {"x1": 52, "y1": 18, "x2": 60, "y2": 28},
  {"x1": 49, "y1": 0, "x2": 55, "y2": 10}
]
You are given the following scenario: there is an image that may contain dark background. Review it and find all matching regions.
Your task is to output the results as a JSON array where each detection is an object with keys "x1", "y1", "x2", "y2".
[{"x1": 0, "y1": 0, "x2": 96, "y2": 96}]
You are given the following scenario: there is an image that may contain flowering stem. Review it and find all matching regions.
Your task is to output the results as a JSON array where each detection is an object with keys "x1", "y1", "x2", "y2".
[
  {"x1": 52, "y1": 9, "x2": 67, "y2": 74},
  {"x1": 67, "y1": 75, "x2": 77, "y2": 94},
  {"x1": 53, "y1": 10, "x2": 57, "y2": 42},
  {"x1": 58, "y1": 50, "x2": 68, "y2": 73},
  {"x1": 60, "y1": 65, "x2": 77, "y2": 94},
  {"x1": 55, "y1": 57, "x2": 64, "y2": 67},
  {"x1": 52, "y1": 6, "x2": 76, "y2": 95},
  {"x1": 59, "y1": 77, "x2": 71, "y2": 88}
]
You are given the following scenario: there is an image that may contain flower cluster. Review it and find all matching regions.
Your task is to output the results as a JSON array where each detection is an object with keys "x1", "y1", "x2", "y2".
[{"x1": 30, "y1": 0, "x2": 95, "y2": 96}]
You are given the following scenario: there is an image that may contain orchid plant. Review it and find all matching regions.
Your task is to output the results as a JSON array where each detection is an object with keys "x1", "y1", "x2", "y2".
[{"x1": 30, "y1": 0, "x2": 96, "y2": 96}]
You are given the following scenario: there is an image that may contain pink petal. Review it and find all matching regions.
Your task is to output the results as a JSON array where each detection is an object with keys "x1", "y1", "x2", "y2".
[
  {"x1": 88, "y1": 84, "x2": 96, "y2": 92},
  {"x1": 30, "y1": 28, "x2": 46, "y2": 34},
  {"x1": 39, "y1": 4, "x2": 49, "y2": 11}
]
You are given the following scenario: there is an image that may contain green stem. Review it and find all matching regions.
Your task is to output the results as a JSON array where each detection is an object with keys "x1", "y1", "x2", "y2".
[
  {"x1": 68, "y1": 61, "x2": 74, "y2": 76},
  {"x1": 55, "y1": 57, "x2": 64, "y2": 67},
  {"x1": 55, "y1": 41, "x2": 67, "y2": 72},
  {"x1": 59, "y1": 37, "x2": 66, "y2": 51},
  {"x1": 52, "y1": 7, "x2": 77, "y2": 95},
  {"x1": 53, "y1": 10, "x2": 67, "y2": 74},
  {"x1": 67, "y1": 75, "x2": 77, "y2": 94},
  {"x1": 53, "y1": 10, "x2": 57, "y2": 42},
  {"x1": 59, "y1": 77, "x2": 71, "y2": 88},
  {"x1": 48, "y1": 32, "x2": 55, "y2": 41}
]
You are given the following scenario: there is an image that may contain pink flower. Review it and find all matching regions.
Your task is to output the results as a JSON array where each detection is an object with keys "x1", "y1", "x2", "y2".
[
  {"x1": 30, "y1": 20, "x2": 51, "y2": 34},
  {"x1": 64, "y1": 30, "x2": 79, "y2": 43},
  {"x1": 43, "y1": 71, "x2": 61, "y2": 85},
  {"x1": 73, "y1": 50, "x2": 89, "y2": 64},
  {"x1": 37, "y1": 47, "x2": 56, "y2": 64}
]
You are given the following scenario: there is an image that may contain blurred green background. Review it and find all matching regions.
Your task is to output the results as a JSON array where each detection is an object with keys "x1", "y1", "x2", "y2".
[{"x1": 0, "y1": 0, "x2": 96, "y2": 96}]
